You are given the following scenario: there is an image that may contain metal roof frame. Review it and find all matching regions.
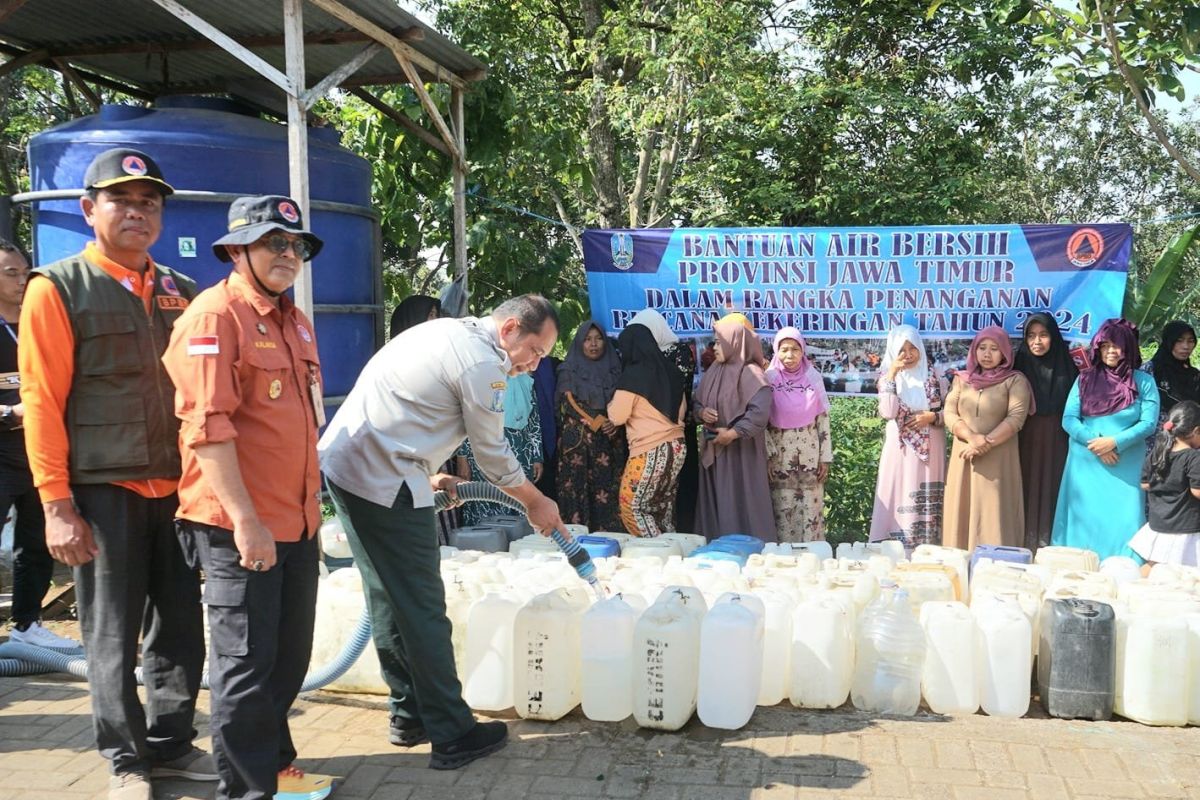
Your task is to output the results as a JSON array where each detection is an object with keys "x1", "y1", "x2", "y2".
[{"x1": 0, "y1": 0, "x2": 486, "y2": 313}]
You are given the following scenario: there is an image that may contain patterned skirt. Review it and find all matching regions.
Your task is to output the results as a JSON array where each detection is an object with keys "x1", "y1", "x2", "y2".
[{"x1": 619, "y1": 439, "x2": 686, "y2": 538}]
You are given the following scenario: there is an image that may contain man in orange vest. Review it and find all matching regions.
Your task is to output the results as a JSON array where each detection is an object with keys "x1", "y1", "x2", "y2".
[{"x1": 19, "y1": 149, "x2": 213, "y2": 800}]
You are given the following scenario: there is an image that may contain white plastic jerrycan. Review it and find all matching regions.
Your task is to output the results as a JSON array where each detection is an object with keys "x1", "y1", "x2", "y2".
[
  {"x1": 1187, "y1": 615, "x2": 1200, "y2": 726},
  {"x1": 462, "y1": 590, "x2": 523, "y2": 711},
  {"x1": 443, "y1": 578, "x2": 481, "y2": 675},
  {"x1": 789, "y1": 594, "x2": 854, "y2": 709},
  {"x1": 786, "y1": 540, "x2": 834, "y2": 562},
  {"x1": 1047, "y1": 570, "x2": 1117, "y2": 601},
  {"x1": 581, "y1": 592, "x2": 643, "y2": 722},
  {"x1": 919, "y1": 601, "x2": 978, "y2": 715},
  {"x1": 1034, "y1": 545, "x2": 1100, "y2": 575},
  {"x1": 851, "y1": 589, "x2": 926, "y2": 715},
  {"x1": 752, "y1": 588, "x2": 795, "y2": 706},
  {"x1": 912, "y1": 544, "x2": 971, "y2": 598},
  {"x1": 837, "y1": 540, "x2": 905, "y2": 565},
  {"x1": 1099, "y1": 556, "x2": 1143, "y2": 586},
  {"x1": 659, "y1": 532, "x2": 706, "y2": 557},
  {"x1": 622, "y1": 538, "x2": 682, "y2": 564},
  {"x1": 310, "y1": 567, "x2": 386, "y2": 694},
  {"x1": 318, "y1": 515, "x2": 353, "y2": 560},
  {"x1": 697, "y1": 594, "x2": 765, "y2": 730},
  {"x1": 632, "y1": 595, "x2": 703, "y2": 731},
  {"x1": 1147, "y1": 562, "x2": 1200, "y2": 590},
  {"x1": 1115, "y1": 614, "x2": 1189, "y2": 726},
  {"x1": 513, "y1": 588, "x2": 585, "y2": 721},
  {"x1": 973, "y1": 594, "x2": 1032, "y2": 718}
]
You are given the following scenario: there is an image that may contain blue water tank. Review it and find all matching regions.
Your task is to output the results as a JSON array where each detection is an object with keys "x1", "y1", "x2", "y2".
[{"x1": 25, "y1": 97, "x2": 381, "y2": 405}]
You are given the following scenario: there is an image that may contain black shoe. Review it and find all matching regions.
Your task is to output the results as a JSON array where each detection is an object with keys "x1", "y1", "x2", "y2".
[
  {"x1": 389, "y1": 716, "x2": 429, "y2": 747},
  {"x1": 429, "y1": 721, "x2": 508, "y2": 770}
]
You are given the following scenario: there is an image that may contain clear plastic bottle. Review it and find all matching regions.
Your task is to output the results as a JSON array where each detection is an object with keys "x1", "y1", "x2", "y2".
[{"x1": 851, "y1": 588, "x2": 926, "y2": 715}]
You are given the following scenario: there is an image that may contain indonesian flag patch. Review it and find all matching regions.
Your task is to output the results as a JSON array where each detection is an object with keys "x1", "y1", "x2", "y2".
[{"x1": 187, "y1": 335, "x2": 219, "y2": 356}]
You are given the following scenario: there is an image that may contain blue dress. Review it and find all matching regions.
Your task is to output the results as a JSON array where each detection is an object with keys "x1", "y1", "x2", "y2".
[{"x1": 1050, "y1": 371, "x2": 1159, "y2": 560}]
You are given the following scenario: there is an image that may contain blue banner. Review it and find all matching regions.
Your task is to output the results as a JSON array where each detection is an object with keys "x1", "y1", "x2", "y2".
[{"x1": 583, "y1": 225, "x2": 1131, "y2": 395}]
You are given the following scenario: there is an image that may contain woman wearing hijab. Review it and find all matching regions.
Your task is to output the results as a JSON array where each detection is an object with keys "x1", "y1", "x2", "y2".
[
  {"x1": 870, "y1": 325, "x2": 947, "y2": 551},
  {"x1": 694, "y1": 317, "x2": 776, "y2": 541},
  {"x1": 1052, "y1": 319, "x2": 1159, "y2": 559},
  {"x1": 942, "y1": 326, "x2": 1032, "y2": 551},
  {"x1": 554, "y1": 321, "x2": 626, "y2": 530},
  {"x1": 1013, "y1": 313, "x2": 1079, "y2": 553},
  {"x1": 1142, "y1": 321, "x2": 1200, "y2": 423},
  {"x1": 456, "y1": 372, "x2": 543, "y2": 526},
  {"x1": 388, "y1": 293, "x2": 440, "y2": 339},
  {"x1": 608, "y1": 324, "x2": 687, "y2": 537},
  {"x1": 764, "y1": 327, "x2": 832, "y2": 542},
  {"x1": 629, "y1": 309, "x2": 699, "y2": 532}
]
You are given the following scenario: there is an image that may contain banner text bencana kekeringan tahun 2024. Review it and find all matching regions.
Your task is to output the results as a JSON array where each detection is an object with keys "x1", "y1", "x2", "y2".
[{"x1": 582, "y1": 225, "x2": 1130, "y2": 395}]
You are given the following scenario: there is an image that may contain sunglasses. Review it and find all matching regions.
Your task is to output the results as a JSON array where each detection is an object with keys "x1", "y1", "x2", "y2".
[{"x1": 262, "y1": 233, "x2": 313, "y2": 261}]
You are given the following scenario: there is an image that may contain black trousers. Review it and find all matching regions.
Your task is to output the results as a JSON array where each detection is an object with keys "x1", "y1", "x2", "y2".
[
  {"x1": 72, "y1": 483, "x2": 204, "y2": 775},
  {"x1": 177, "y1": 522, "x2": 318, "y2": 800},
  {"x1": 1, "y1": 473, "x2": 51, "y2": 625}
]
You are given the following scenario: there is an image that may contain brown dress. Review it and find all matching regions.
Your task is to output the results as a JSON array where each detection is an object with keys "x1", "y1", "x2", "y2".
[{"x1": 942, "y1": 374, "x2": 1031, "y2": 551}]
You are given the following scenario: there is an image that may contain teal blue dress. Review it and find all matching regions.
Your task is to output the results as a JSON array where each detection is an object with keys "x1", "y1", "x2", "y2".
[{"x1": 1050, "y1": 371, "x2": 1160, "y2": 560}]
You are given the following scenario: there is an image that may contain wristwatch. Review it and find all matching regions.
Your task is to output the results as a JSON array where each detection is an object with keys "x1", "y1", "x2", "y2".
[{"x1": 0, "y1": 405, "x2": 13, "y2": 426}]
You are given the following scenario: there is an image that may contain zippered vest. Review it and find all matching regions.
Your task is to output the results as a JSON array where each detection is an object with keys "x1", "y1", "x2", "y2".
[{"x1": 33, "y1": 254, "x2": 196, "y2": 484}]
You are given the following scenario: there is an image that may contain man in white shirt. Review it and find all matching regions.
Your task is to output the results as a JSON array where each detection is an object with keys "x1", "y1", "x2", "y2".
[{"x1": 318, "y1": 294, "x2": 565, "y2": 770}]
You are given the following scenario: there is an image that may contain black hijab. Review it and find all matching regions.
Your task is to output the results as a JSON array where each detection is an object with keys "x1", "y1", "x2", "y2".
[
  {"x1": 1013, "y1": 312, "x2": 1078, "y2": 416},
  {"x1": 617, "y1": 324, "x2": 684, "y2": 422},
  {"x1": 555, "y1": 321, "x2": 622, "y2": 411},
  {"x1": 1149, "y1": 320, "x2": 1200, "y2": 413},
  {"x1": 390, "y1": 294, "x2": 441, "y2": 338}
]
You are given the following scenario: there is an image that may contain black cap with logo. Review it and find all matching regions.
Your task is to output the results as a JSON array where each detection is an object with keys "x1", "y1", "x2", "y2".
[
  {"x1": 211, "y1": 195, "x2": 324, "y2": 262},
  {"x1": 83, "y1": 148, "x2": 174, "y2": 196}
]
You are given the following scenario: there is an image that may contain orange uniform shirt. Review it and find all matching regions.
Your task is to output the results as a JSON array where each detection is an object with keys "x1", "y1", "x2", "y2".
[
  {"x1": 19, "y1": 243, "x2": 179, "y2": 502},
  {"x1": 161, "y1": 271, "x2": 321, "y2": 541}
]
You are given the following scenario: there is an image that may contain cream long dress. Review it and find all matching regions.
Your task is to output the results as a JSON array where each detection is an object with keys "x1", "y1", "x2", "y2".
[{"x1": 942, "y1": 374, "x2": 1031, "y2": 551}]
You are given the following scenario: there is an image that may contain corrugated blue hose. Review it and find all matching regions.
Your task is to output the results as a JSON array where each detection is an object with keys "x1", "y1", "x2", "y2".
[{"x1": 0, "y1": 482, "x2": 593, "y2": 686}]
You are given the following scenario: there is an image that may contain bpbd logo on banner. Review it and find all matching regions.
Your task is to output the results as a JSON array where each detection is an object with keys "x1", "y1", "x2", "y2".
[{"x1": 582, "y1": 224, "x2": 1131, "y2": 395}]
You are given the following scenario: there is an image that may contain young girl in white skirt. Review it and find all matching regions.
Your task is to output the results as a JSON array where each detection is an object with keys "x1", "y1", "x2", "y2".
[{"x1": 1131, "y1": 399, "x2": 1200, "y2": 574}]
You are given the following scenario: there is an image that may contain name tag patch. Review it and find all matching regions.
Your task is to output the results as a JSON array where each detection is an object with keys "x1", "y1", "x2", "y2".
[
  {"x1": 158, "y1": 295, "x2": 189, "y2": 311},
  {"x1": 187, "y1": 335, "x2": 219, "y2": 356},
  {"x1": 254, "y1": 340, "x2": 277, "y2": 349}
]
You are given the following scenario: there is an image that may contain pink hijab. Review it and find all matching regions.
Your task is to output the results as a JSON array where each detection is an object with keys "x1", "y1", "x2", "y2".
[
  {"x1": 765, "y1": 327, "x2": 829, "y2": 429},
  {"x1": 956, "y1": 325, "x2": 1036, "y2": 412}
]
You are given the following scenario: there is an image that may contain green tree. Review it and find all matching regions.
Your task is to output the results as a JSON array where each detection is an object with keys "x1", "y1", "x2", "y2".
[{"x1": 949, "y1": 0, "x2": 1200, "y2": 183}]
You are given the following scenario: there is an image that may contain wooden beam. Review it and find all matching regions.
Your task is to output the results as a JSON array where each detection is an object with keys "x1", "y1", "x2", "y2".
[
  {"x1": 284, "y1": 0, "x2": 313, "y2": 317},
  {"x1": 451, "y1": 86, "x2": 468, "y2": 296},
  {"x1": 0, "y1": 44, "x2": 155, "y2": 100},
  {"x1": 145, "y1": 0, "x2": 295, "y2": 96},
  {"x1": 349, "y1": 87, "x2": 449, "y2": 157},
  {"x1": 304, "y1": 0, "x2": 468, "y2": 90},
  {"x1": 40, "y1": 27, "x2": 424, "y2": 58},
  {"x1": 54, "y1": 59, "x2": 101, "y2": 112},
  {"x1": 337, "y1": 68, "x2": 442, "y2": 88},
  {"x1": 0, "y1": 0, "x2": 29, "y2": 24},
  {"x1": 301, "y1": 42, "x2": 383, "y2": 109},
  {"x1": 65, "y1": 64, "x2": 156, "y2": 101},
  {"x1": 0, "y1": 47, "x2": 47, "y2": 79},
  {"x1": 390, "y1": 51, "x2": 465, "y2": 171}
]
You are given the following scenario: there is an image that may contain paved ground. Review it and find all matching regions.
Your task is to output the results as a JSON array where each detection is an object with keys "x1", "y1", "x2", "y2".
[{"x1": 0, "y1": 668, "x2": 1196, "y2": 800}]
